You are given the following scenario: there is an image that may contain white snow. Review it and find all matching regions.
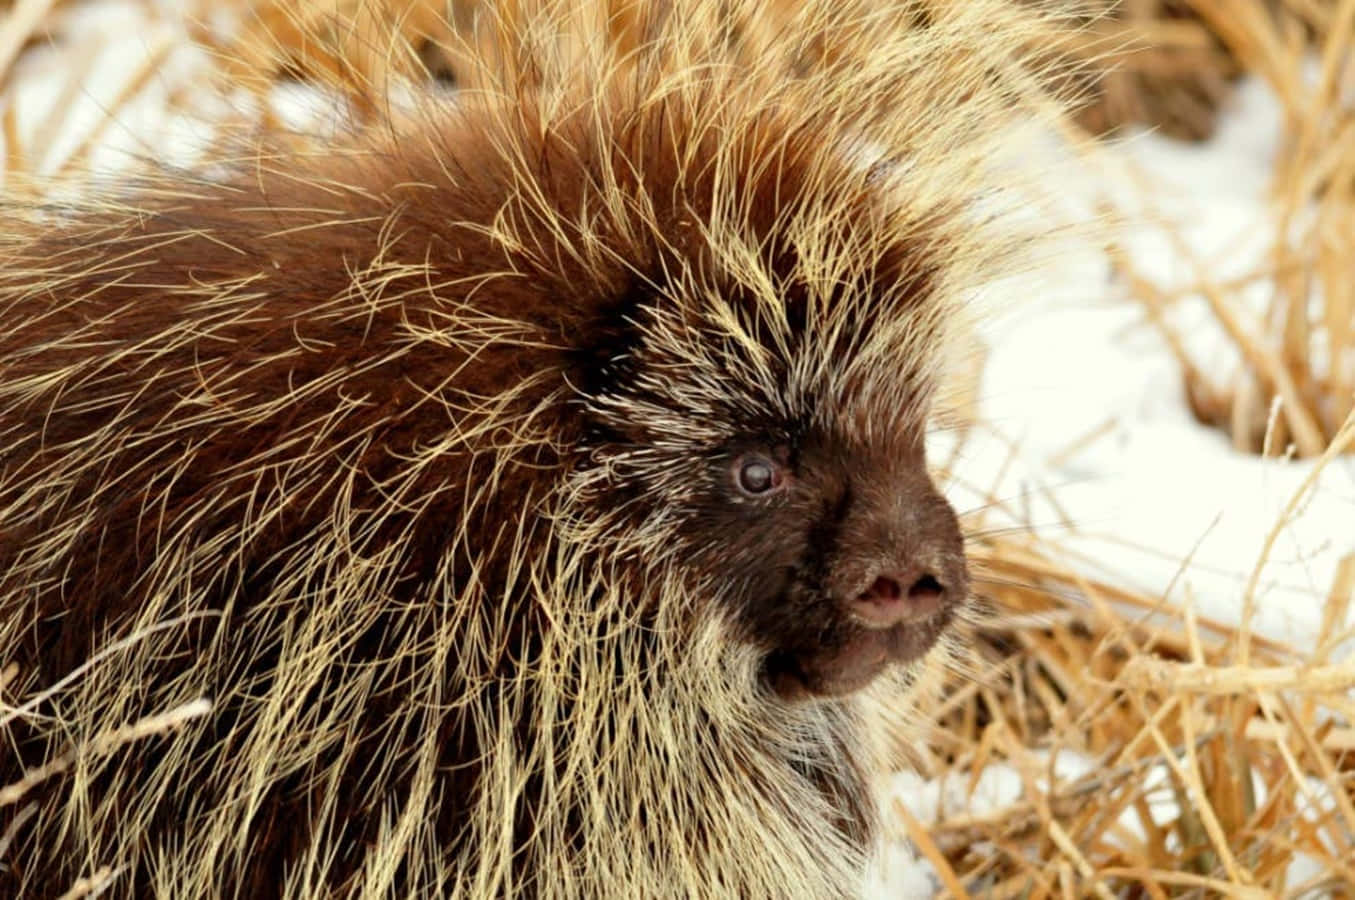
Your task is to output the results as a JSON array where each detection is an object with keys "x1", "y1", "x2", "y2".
[
  {"x1": 2, "y1": 3, "x2": 219, "y2": 180},
  {"x1": 938, "y1": 71, "x2": 1355, "y2": 657}
]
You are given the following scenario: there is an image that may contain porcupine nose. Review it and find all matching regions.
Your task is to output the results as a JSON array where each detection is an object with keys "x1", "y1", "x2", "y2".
[{"x1": 849, "y1": 569, "x2": 947, "y2": 629}]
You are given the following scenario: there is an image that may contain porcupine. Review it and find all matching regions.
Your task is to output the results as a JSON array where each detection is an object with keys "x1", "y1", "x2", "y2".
[{"x1": 0, "y1": 1, "x2": 1059, "y2": 896}]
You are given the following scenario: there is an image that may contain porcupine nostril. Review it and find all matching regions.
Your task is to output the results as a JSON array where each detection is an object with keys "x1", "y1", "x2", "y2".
[
  {"x1": 848, "y1": 571, "x2": 946, "y2": 629},
  {"x1": 870, "y1": 575, "x2": 902, "y2": 602},
  {"x1": 908, "y1": 573, "x2": 944, "y2": 606}
]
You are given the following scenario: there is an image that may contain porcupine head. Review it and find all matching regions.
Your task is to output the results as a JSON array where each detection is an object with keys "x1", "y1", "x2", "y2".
[{"x1": 0, "y1": 1, "x2": 1062, "y2": 896}]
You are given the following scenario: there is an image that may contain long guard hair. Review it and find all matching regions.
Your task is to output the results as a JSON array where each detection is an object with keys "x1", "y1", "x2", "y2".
[{"x1": 0, "y1": 1, "x2": 1064, "y2": 896}]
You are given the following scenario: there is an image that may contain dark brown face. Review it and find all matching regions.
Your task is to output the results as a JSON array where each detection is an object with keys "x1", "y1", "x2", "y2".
[
  {"x1": 680, "y1": 427, "x2": 969, "y2": 701},
  {"x1": 573, "y1": 214, "x2": 963, "y2": 702}
]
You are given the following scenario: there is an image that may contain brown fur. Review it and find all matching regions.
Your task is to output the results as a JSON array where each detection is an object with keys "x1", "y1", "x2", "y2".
[{"x1": 0, "y1": 3, "x2": 1061, "y2": 896}]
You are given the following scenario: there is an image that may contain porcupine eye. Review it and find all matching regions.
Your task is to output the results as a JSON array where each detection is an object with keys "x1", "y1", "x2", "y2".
[{"x1": 733, "y1": 455, "x2": 783, "y2": 496}]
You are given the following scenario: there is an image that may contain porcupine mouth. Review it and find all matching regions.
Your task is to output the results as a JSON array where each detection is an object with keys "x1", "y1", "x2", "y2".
[{"x1": 764, "y1": 606, "x2": 955, "y2": 702}]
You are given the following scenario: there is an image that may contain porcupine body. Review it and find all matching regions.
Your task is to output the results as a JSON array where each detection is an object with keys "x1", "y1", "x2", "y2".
[{"x1": 0, "y1": 2, "x2": 1056, "y2": 896}]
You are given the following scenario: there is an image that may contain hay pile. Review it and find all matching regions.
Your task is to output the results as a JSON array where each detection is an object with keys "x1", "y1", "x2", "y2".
[{"x1": 2, "y1": 1, "x2": 1353, "y2": 896}]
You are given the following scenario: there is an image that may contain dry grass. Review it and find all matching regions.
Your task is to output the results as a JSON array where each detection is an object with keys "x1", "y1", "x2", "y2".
[
  {"x1": 910, "y1": 413, "x2": 1355, "y2": 896},
  {"x1": 2, "y1": 1, "x2": 1353, "y2": 896},
  {"x1": 1055, "y1": 0, "x2": 1355, "y2": 459},
  {"x1": 1035, "y1": 0, "x2": 1242, "y2": 140}
]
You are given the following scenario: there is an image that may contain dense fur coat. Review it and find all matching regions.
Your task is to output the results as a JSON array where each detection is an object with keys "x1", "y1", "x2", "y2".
[{"x1": 0, "y1": 3, "x2": 1056, "y2": 896}]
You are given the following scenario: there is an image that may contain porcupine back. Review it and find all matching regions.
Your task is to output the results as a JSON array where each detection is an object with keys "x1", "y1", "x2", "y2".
[{"x1": 0, "y1": 2, "x2": 1063, "y2": 896}]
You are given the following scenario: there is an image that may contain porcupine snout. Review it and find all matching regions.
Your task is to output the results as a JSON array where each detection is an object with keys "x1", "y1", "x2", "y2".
[
  {"x1": 829, "y1": 458, "x2": 970, "y2": 612},
  {"x1": 827, "y1": 468, "x2": 968, "y2": 660},
  {"x1": 762, "y1": 462, "x2": 968, "y2": 700},
  {"x1": 850, "y1": 568, "x2": 948, "y2": 630}
]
